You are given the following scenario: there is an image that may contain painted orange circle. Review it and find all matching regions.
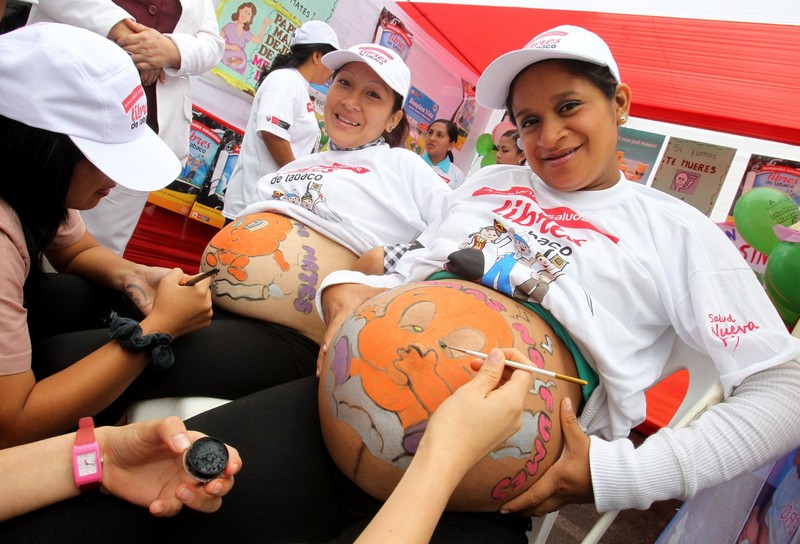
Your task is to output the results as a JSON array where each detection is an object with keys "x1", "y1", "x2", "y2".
[{"x1": 318, "y1": 279, "x2": 582, "y2": 511}]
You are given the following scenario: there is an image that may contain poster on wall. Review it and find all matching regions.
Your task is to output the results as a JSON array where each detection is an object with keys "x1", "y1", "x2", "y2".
[
  {"x1": 451, "y1": 79, "x2": 476, "y2": 151},
  {"x1": 149, "y1": 106, "x2": 243, "y2": 219},
  {"x1": 650, "y1": 137, "x2": 737, "y2": 216},
  {"x1": 727, "y1": 154, "x2": 800, "y2": 216},
  {"x1": 404, "y1": 86, "x2": 439, "y2": 155},
  {"x1": 616, "y1": 126, "x2": 665, "y2": 184},
  {"x1": 372, "y1": 7, "x2": 413, "y2": 60},
  {"x1": 310, "y1": 80, "x2": 331, "y2": 150},
  {"x1": 189, "y1": 129, "x2": 245, "y2": 228},
  {"x1": 656, "y1": 447, "x2": 800, "y2": 544},
  {"x1": 212, "y1": 0, "x2": 338, "y2": 95}
]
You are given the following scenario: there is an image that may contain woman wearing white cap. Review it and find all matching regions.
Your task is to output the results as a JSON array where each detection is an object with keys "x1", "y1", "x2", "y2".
[
  {"x1": 179, "y1": 42, "x2": 450, "y2": 390},
  {"x1": 27, "y1": 0, "x2": 225, "y2": 255},
  {"x1": 0, "y1": 22, "x2": 214, "y2": 447},
  {"x1": 313, "y1": 23, "x2": 800, "y2": 528},
  {"x1": 221, "y1": 20, "x2": 341, "y2": 221}
]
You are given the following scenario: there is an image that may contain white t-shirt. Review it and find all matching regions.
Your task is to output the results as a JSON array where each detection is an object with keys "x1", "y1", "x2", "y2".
[
  {"x1": 323, "y1": 164, "x2": 800, "y2": 435},
  {"x1": 239, "y1": 144, "x2": 451, "y2": 255},
  {"x1": 319, "y1": 164, "x2": 800, "y2": 511},
  {"x1": 422, "y1": 152, "x2": 466, "y2": 189},
  {"x1": 223, "y1": 68, "x2": 321, "y2": 219}
]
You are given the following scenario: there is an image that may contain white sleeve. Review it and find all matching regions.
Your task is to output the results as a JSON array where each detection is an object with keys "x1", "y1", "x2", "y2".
[
  {"x1": 589, "y1": 359, "x2": 800, "y2": 512},
  {"x1": 255, "y1": 72, "x2": 298, "y2": 140},
  {"x1": 28, "y1": 0, "x2": 131, "y2": 36},
  {"x1": 315, "y1": 270, "x2": 405, "y2": 321},
  {"x1": 163, "y1": 0, "x2": 224, "y2": 77}
]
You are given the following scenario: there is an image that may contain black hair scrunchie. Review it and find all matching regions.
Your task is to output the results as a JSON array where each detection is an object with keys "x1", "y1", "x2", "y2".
[{"x1": 108, "y1": 312, "x2": 175, "y2": 372}]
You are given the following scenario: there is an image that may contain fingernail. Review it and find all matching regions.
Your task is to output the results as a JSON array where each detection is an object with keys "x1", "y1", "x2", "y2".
[
  {"x1": 151, "y1": 502, "x2": 164, "y2": 515},
  {"x1": 172, "y1": 433, "x2": 191, "y2": 451},
  {"x1": 207, "y1": 481, "x2": 222, "y2": 495},
  {"x1": 177, "y1": 487, "x2": 193, "y2": 502},
  {"x1": 316, "y1": 367, "x2": 320, "y2": 378},
  {"x1": 487, "y1": 349, "x2": 502, "y2": 366},
  {"x1": 565, "y1": 397, "x2": 573, "y2": 412},
  {"x1": 499, "y1": 509, "x2": 510, "y2": 515}
]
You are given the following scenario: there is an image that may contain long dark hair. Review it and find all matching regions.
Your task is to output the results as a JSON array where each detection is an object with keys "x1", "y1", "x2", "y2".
[
  {"x1": 257, "y1": 43, "x2": 337, "y2": 86},
  {"x1": 384, "y1": 91, "x2": 409, "y2": 148},
  {"x1": 504, "y1": 59, "x2": 618, "y2": 124},
  {"x1": 0, "y1": 115, "x2": 83, "y2": 298},
  {"x1": 430, "y1": 119, "x2": 458, "y2": 161}
]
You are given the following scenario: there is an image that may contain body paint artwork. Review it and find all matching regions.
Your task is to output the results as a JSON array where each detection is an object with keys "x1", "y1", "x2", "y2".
[{"x1": 319, "y1": 280, "x2": 579, "y2": 509}]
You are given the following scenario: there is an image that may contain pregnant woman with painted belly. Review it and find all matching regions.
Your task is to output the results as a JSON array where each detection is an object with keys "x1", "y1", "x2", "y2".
[
  {"x1": 201, "y1": 44, "x2": 449, "y2": 345},
  {"x1": 203, "y1": 212, "x2": 358, "y2": 343},
  {"x1": 318, "y1": 279, "x2": 583, "y2": 510}
]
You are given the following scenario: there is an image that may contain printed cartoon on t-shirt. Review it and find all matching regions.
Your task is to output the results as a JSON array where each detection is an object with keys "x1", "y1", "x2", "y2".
[
  {"x1": 400, "y1": 182, "x2": 623, "y2": 306},
  {"x1": 264, "y1": 162, "x2": 378, "y2": 223},
  {"x1": 444, "y1": 217, "x2": 568, "y2": 304}
]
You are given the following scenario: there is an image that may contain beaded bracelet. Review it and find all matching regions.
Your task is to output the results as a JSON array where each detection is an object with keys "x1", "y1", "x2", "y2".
[{"x1": 108, "y1": 312, "x2": 175, "y2": 372}]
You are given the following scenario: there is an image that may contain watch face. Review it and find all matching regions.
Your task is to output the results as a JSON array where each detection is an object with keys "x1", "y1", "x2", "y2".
[{"x1": 77, "y1": 452, "x2": 98, "y2": 477}]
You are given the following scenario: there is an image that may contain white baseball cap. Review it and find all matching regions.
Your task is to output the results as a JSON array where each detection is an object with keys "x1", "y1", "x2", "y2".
[
  {"x1": 476, "y1": 25, "x2": 621, "y2": 110},
  {"x1": 0, "y1": 23, "x2": 180, "y2": 191},
  {"x1": 322, "y1": 43, "x2": 411, "y2": 101},
  {"x1": 290, "y1": 20, "x2": 339, "y2": 49}
]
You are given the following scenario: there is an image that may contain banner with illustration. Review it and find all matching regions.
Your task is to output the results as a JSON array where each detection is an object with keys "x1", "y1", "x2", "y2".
[
  {"x1": 728, "y1": 154, "x2": 800, "y2": 216},
  {"x1": 650, "y1": 137, "x2": 737, "y2": 216},
  {"x1": 404, "y1": 86, "x2": 439, "y2": 155},
  {"x1": 451, "y1": 79, "x2": 476, "y2": 151},
  {"x1": 616, "y1": 126, "x2": 665, "y2": 184},
  {"x1": 212, "y1": 0, "x2": 337, "y2": 95},
  {"x1": 371, "y1": 7, "x2": 413, "y2": 60}
]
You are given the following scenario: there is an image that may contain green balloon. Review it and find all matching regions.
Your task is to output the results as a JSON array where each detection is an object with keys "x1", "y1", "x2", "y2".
[
  {"x1": 733, "y1": 188, "x2": 800, "y2": 255},
  {"x1": 481, "y1": 149, "x2": 497, "y2": 167},
  {"x1": 767, "y1": 290, "x2": 800, "y2": 329},
  {"x1": 765, "y1": 242, "x2": 800, "y2": 314},
  {"x1": 476, "y1": 133, "x2": 495, "y2": 156}
]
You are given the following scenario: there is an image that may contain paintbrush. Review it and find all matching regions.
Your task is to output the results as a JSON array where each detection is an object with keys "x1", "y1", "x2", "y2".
[
  {"x1": 183, "y1": 267, "x2": 220, "y2": 286},
  {"x1": 438, "y1": 340, "x2": 588, "y2": 386}
]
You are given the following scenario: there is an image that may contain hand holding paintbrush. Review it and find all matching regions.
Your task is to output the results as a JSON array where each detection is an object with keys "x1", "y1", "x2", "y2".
[{"x1": 438, "y1": 341, "x2": 587, "y2": 386}]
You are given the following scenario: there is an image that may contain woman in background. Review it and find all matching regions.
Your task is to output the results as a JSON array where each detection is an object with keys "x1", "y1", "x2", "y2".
[
  {"x1": 495, "y1": 129, "x2": 526, "y2": 166},
  {"x1": 222, "y1": 20, "x2": 340, "y2": 222},
  {"x1": 421, "y1": 118, "x2": 466, "y2": 189}
]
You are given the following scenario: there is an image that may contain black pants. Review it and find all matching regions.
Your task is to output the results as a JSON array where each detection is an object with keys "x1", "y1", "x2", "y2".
[
  {"x1": 27, "y1": 274, "x2": 319, "y2": 426},
  {"x1": 0, "y1": 377, "x2": 529, "y2": 543}
]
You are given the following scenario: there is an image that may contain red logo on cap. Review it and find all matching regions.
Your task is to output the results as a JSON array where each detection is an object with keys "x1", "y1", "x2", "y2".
[
  {"x1": 358, "y1": 46, "x2": 394, "y2": 64},
  {"x1": 122, "y1": 85, "x2": 145, "y2": 113},
  {"x1": 528, "y1": 30, "x2": 568, "y2": 50}
]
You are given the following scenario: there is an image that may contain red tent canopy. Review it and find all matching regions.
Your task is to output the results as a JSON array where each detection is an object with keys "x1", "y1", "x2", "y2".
[{"x1": 397, "y1": 3, "x2": 800, "y2": 146}]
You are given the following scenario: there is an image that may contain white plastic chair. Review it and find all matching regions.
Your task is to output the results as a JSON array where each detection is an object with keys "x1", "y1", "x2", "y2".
[{"x1": 527, "y1": 335, "x2": 724, "y2": 544}]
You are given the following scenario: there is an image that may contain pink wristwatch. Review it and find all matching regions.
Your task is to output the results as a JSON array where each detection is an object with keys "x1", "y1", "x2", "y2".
[{"x1": 72, "y1": 417, "x2": 102, "y2": 492}]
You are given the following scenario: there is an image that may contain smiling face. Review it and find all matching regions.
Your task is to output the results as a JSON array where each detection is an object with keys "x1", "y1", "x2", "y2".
[
  {"x1": 511, "y1": 60, "x2": 630, "y2": 192},
  {"x1": 425, "y1": 121, "x2": 454, "y2": 163},
  {"x1": 65, "y1": 159, "x2": 117, "y2": 210},
  {"x1": 324, "y1": 62, "x2": 402, "y2": 149}
]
